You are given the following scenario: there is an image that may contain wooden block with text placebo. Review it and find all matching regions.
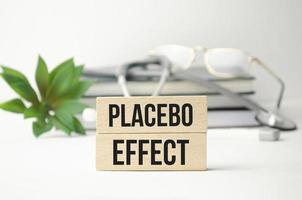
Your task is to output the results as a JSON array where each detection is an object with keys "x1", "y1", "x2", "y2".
[{"x1": 96, "y1": 96, "x2": 207, "y2": 171}]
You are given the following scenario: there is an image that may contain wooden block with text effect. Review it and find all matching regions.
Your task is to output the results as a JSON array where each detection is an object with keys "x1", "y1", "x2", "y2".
[
  {"x1": 96, "y1": 96, "x2": 207, "y2": 171},
  {"x1": 96, "y1": 133, "x2": 206, "y2": 170}
]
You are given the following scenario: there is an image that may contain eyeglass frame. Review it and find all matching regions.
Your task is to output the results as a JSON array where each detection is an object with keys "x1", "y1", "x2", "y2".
[{"x1": 151, "y1": 45, "x2": 285, "y2": 108}]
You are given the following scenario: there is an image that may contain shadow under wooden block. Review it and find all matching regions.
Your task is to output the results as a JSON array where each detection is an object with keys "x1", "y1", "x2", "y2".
[
  {"x1": 97, "y1": 96, "x2": 207, "y2": 134},
  {"x1": 96, "y1": 133, "x2": 206, "y2": 171}
]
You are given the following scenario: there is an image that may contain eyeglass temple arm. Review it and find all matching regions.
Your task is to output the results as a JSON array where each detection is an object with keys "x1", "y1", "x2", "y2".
[{"x1": 251, "y1": 57, "x2": 285, "y2": 108}]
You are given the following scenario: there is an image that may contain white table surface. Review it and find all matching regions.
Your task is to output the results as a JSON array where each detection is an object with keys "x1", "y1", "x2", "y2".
[{"x1": 0, "y1": 99, "x2": 301, "y2": 200}]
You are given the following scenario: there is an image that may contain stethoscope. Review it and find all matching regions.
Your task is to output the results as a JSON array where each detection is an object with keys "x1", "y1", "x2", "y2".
[
  {"x1": 117, "y1": 55, "x2": 171, "y2": 97},
  {"x1": 115, "y1": 55, "x2": 297, "y2": 135}
]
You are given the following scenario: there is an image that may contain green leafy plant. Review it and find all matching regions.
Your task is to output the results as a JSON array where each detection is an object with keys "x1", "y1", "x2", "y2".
[{"x1": 0, "y1": 56, "x2": 94, "y2": 137}]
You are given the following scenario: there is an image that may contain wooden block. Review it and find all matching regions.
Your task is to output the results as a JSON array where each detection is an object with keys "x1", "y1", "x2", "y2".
[
  {"x1": 96, "y1": 133, "x2": 207, "y2": 171},
  {"x1": 96, "y1": 96, "x2": 207, "y2": 134}
]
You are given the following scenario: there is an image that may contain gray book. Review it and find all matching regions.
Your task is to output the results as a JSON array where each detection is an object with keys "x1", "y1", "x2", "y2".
[{"x1": 82, "y1": 66, "x2": 255, "y2": 109}]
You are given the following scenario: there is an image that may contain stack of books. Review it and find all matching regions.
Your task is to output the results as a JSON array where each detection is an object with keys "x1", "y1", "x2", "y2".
[{"x1": 81, "y1": 67, "x2": 259, "y2": 128}]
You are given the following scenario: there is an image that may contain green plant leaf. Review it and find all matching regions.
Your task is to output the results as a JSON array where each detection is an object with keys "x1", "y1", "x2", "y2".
[
  {"x1": 49, "y1": 116, "x2": 72, "y2": 135},
  {"x1": 73, "y1": 117, "x2": 85, "y2": 135},
  {"x1": 73, "y1": 65, "x2": 84, "y2": 83},
  {"x1": 1, "y1": 73, "x2": 39, "y2": 104},
  {"x1": 32, "y1": 119, "x2": 53, "y2": 137},
  {"x1": 68, "y1": 80, "x2": 95, "y2": 99},
  {"x1": 53, "y1": 100, "x2": 88, "y2": 114},
  {"x1": 54, "y1": 105, "x2": 87, "y2": 135},
  {"x1": 0, "y1": 98, "x2": 26, "y2": 113},
  {"x1": 35, "y1": 56, "x2": 49, "y2": 99},
  {"x1": 24, "y1": 105, "x2": 44, "y2": 119},
  {"x1": 55, "y1": 109, "x2": 75, "y2": 132},
  {"x1": 49, "y1": 58, "x2": 74, "y2": 84},
  {"x1": 1, "y1": 66, "x2": 29, "y2": 83},
  {"x1": 46, "y1": 65, "x2": 75, "y2": 101}
]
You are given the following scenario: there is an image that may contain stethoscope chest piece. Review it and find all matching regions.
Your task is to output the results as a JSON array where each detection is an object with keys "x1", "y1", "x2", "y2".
[{"x1": 255, "y1": 111, "x2": 297, "y2": 131}]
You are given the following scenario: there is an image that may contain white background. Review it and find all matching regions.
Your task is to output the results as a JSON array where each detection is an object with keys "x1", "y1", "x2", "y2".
[
  {"x1": 0, "y1": 0, "x2": 302, "y2": 102},
  {"x1": 0, "y1": 1, "x2": 302, "y2": 199}
]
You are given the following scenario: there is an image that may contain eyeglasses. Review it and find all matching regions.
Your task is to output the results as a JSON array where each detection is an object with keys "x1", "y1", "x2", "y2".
[{"x1": 150, "y1": 45, "x2": 285, "y2": 108}]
